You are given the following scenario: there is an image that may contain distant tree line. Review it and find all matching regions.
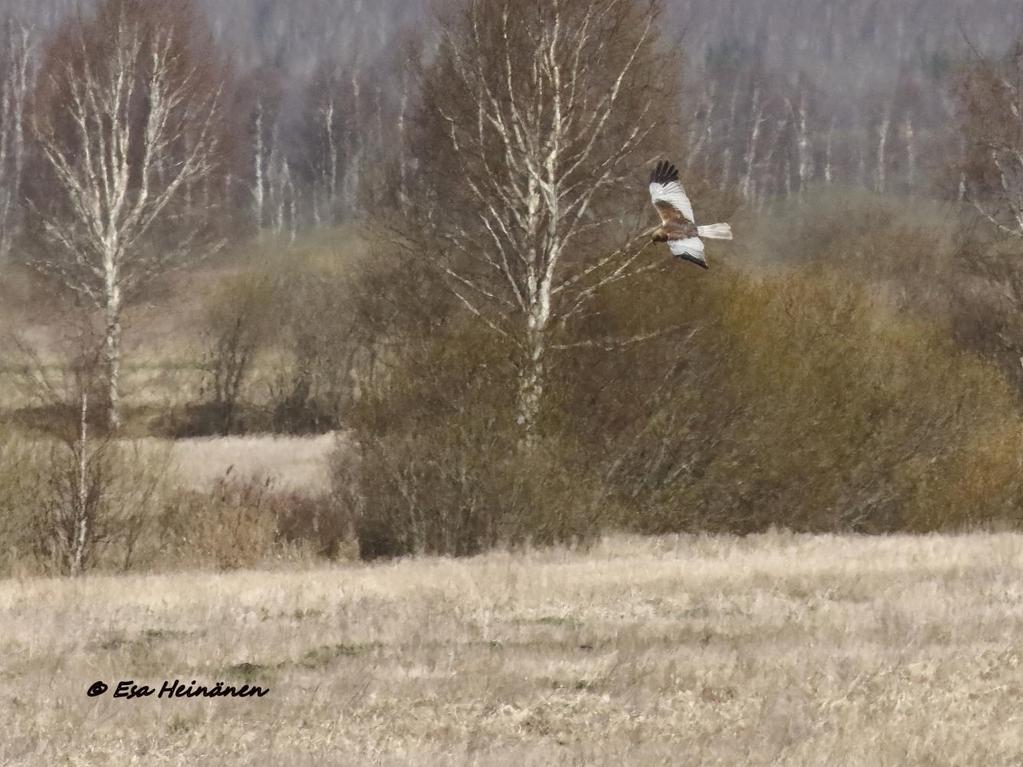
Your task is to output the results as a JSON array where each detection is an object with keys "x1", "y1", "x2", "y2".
[{"x1": 2, "y1": 0, "x2": 1022, "y2": 259}]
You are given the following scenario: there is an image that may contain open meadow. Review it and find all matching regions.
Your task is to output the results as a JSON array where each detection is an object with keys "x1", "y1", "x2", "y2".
[
  {"x1": 8, "y1": 0, "x2": 1023, "y2": 764},
  {"x1": 3, "y1": 532, "x2": 1022, "y2": 765}
]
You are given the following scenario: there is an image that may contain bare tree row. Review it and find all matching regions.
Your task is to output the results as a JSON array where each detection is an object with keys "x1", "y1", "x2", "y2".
[{"x1": 2, "y1": 0, "x2": 1020, "y2": 239}]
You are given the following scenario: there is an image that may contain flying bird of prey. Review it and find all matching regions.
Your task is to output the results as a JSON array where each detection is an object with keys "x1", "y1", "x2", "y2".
[{"x1": 648, "y1": 161, "x2": 732, "y2": 269}]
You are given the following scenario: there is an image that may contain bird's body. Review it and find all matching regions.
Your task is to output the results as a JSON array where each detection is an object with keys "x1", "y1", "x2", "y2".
[{"x1": 648, "y1": 160, "x2": 732, "y2": 269}]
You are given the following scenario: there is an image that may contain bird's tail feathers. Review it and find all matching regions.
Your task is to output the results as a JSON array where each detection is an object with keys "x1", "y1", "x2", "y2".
[{"x1": 697, "y1": 222, "x2": 733, "y2": 240}]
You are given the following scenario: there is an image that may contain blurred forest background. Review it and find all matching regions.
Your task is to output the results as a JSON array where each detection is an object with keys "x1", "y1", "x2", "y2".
[{"x1": 3, "y1": 0, "x2": 1023, "y2": 575}]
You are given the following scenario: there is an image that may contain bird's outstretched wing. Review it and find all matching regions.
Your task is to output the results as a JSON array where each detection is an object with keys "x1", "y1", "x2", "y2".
[
  {"x1": 649, "y1": 160, "x2": 695, "y2": 225},
  {"x1": 669, "y1": 237, "x2": 707, "y2": 269}
]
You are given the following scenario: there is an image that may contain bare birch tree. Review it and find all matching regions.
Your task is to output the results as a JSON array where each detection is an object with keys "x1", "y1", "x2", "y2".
[
  {"x1": 876, "y1": 100, "x2": 892, "y2": 195},
  {"x1": 794, "y1": 88, "x2": 813, "y2": 197},
  {"x1": 404, "y1": 0, "x2": 683, "y2": 443},
  {"x1": 956, "y1": 41, "x2": 1023, "y2": 239},
  {"x1": 949, "y1": 40, "x2": 1023, "y2": 396},
  {"x1": 301, "y1": 60, "x2": 361, "y2": 228},
  {"x1": 741, "y1": 85, "x2": 765, "y2": 201},
  {"x1": 28, "y1": 0, "x2": 228, "y2": 429},
  {"x1": 14, "y1": 339, "x2": 113, "y2": 577},
  {"x1": 22, "y1": 352, "x2": 170, "y2": 576},
  {"x1": 0, "y1": 19, "x2": 35, "y2": 263}
]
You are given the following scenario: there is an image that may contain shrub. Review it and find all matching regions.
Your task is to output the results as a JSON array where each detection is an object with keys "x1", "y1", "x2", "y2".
[
  {"x1": 161, "y1": 476, "x2": 286, "y2": 570},
  {"x1": 275, "y1": 489, "x2": 350, "y2": 560},
  {"x1": 345, "y1": 431, "x2": 602, "y2": 560},
  {"x1": 180, "y1": 272, "x2": 277, "y2": 437},
  {"x1": 159, "y1": 474, "x2": 347, "y2": 570},
  {"x1": 182, "y1": 243, "x2": 361, "y2": 437},
  {"x1": 0, "y1": 430, "x2": 41, "y2": 575},
  {"x1": 336, "y1": 322, "x2": 602, "y2": 559},
  {"x1": 567, "y1": 265, "x2": 1023, "y2": 534},
  {"x1": 265, "y1": 269, "x2": 357, "y2": 434},
  {"x1": 339, "y1": 257, "x2": 1023, "y2": 555},
  {"x1": 0, "y1": 430, "x2": 175, "y2": 577}
]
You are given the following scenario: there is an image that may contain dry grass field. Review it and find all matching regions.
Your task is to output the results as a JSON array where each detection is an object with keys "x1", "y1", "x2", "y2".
[
  {"x1": 158, "y1": 433, "x2": 340, "y2": 492},
  {"x1": 3, "y1": 532, "x2": 1023, "y2": 765}
]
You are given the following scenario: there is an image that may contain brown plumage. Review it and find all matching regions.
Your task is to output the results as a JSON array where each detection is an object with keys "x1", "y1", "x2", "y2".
[
  {"x1": 652, "y1": 199, "x2": 698, "y2": 242},
  {"x1": 648, "y1": 160, "x2": 732, "y2": 269}
]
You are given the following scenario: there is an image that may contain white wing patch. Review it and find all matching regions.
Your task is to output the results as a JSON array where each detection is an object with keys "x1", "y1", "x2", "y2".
[
  {"x1": 668, "y1": 236, "x2": 706, "y2": 266},
  {"x1": 650, "y1": 180, "x2": 696, "y2": 224}
]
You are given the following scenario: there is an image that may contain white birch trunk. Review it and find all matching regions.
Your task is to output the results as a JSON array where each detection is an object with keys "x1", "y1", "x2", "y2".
[
  {"x1": 741, "y1": 87, "x2": 763, "y2": 201},
  {"x1": 397, "y1": 69, "x2": 410, "y2": 214},
  {"x1": 104, "y1": 261, "x2": 122, "y2": 430},
  {"x1": 824, "y1": 118, "x2": 834, "y2": 184},
  {"x1": 720, "y1": 86, "x2": 741, "y2": 189},
  {"x1": 326, "y1": 99, "x2": 338, "y2": 219},
  {"x1": 877, "y1": 104, "x2": 891, "y2": 195},
  {"x1": 686, "y1": 81, "x2": 716, "y2": 170},
  {"x1": 720, "y1": 147, "x2": 732, "y2": 191},
  {"x1": 797, "y1": 91, "x2": 812, "y2": 196},
  {"x1": 517, "y1": 312, "x2": 547, "y2": 443},
  {"x1": 904, "y1": 116, "x2": 915, "y2": 191},
  {"x1": 254, "y1": 104, "x2": 265, "y2": 228},
  {"x1": 70, "y1": 390, "x2": 89, "y2": 577},
  {"x1": 33, "y1": 16, "x2": 223, "y2": 430},
  {"x1": 958, "y1": 137, "x2": 967, "y2": 202},
  {"x1": 0, "y1": 22, "x2": 34, "y2": 261},
  {"x1": 347, "y1": 66, "x2": 362, "y2": 214},
  {"x1": 857, "y1": 142, "x2": 867, "y2": 188},
  {"x1": 421, "y1": 0, "x2": 661, "y2": 445}
]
